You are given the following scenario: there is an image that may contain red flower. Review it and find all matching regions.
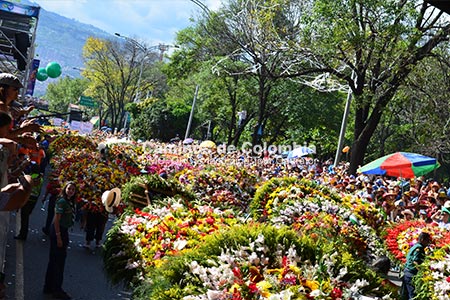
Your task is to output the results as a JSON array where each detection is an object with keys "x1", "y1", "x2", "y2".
[
  {"x1": 331, "y1": 287, "x2": 343, "y2": 299},
  {"x1": 248, "y1": 282, "x2": 258, "y2": 294},
  {"x1": 205, "y1": 216, "x2": 215, "y2": 225}
]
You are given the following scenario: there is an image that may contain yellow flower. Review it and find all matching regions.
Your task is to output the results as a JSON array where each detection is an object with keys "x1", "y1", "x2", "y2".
[
  {"x1": 256, "y1": 281, "x2": 272, "y2": 297},
  {"x1": 304, "y1": 279, "x2": 319, "y2": 291},
  {"x1": 320, "y1": 280, "x2": 332, "y2": 293},
  {"x1": 289, "y1": 265, "x2": 301, "y2": 274}
]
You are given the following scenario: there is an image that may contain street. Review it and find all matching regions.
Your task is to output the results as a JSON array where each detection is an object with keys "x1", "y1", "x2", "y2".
[{"x1": 3, "y1": 201, "x2": 131, "y2": 300}]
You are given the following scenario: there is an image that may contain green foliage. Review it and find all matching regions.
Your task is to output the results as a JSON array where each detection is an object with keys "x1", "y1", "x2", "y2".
[
  {"x1": 121, "y1": 174, "x2": 196, "y2": 209},
  {"x1": 102, "y1": 210, "x2": 142, "y2": 285},
  {"x1": 129, "y1": 97, "x2": 190, "y2": 142},
  {"x1": 45, "y1": 77, "x2": 90, "y2": 115},
  {"x1": 250, "y1": 177, "x2": 299, "y2": 219},
  {"x1": 133, "y1": 224, "x2": 318, "y2": 300}
]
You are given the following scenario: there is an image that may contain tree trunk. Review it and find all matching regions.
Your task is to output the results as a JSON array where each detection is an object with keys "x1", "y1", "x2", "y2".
[
  {"x1": 226, "y1": 77, "x2": 238, "y2": 145},
  {"x1": 252, "y1": 72, "x2": 271, "y2": 147},
  {"x1": 348, "y1": 97, "x2": 385, "y2": 174}
]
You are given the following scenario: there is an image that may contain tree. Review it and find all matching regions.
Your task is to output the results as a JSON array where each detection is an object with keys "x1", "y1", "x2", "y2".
[
  {"x1": 299, "y1": 0, "x2": 450, "y2": 173},
  {"x1": 197, "y1": 0, "x2": 314, "y2": 146},
  {"x1": 82, "y1": 37, "x2": 160, "y2": 130},
  {"x1": 166, "y1": 0, "x2": 346, "y2": 150},
  {"x1": 45, "y1": 76, "x2": 89, "y2": 115}
]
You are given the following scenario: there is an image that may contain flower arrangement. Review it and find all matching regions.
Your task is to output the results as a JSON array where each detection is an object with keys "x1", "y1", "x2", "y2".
[
  {"x1": 121, "y1": 174, "x2": 196, "y2": 209},
  {"x1": 175, "y1": 166, "x2": 258, "y2": 212},
  {"x1": 49, "y1": 133, "x2": 97, "y2": 155},
  {"x1": 414, "y1": 246, "x2": 450, "y2": 300},
  {"x1": 103, "y1": 199, "x2": 239, "y2": 284},
  {"x1": 250, "y1": 177, "x2": 385, "y2": 234},
  {"x1": 385, "y1": 220, "x2": 450, "y2": 264},
  {"x1": 51, "y1": 149, "x2": 131, "y2": 211},
  {"x1": 269, "y1": 197, "x2": 387, "y2": 262},
  {"x1": 141, "y1": 158, "x2": 192, "y2": 176},
  {"x1": 131, "y1": 224, "x2": 396, "y2": 300}
]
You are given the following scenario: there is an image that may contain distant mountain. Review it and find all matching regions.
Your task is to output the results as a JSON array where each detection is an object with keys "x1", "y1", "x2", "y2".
[{"x1": 23, "y1": 0, "x2": 114, "y2": 95}]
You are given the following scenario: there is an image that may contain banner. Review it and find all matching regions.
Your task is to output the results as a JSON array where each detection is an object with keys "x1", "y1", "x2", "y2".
[
  {"x1": 26, "y1": 59, "x2": 40, "y2": 96},
  {"x1": 70, "y1": 120, "x2": 82, "y2": 132},
  {"x1": 70, "y1": 120, "x2": 94, "y2": 134},
  {"x1": 52, "y1": 118, "x2": 63, "y2": 126},
  {"x1": 80, "y1": 121, "x2": 94, "y2": 134},
  {"x1": 0, "y1": 1, "x2": 40, "y2": 17}
]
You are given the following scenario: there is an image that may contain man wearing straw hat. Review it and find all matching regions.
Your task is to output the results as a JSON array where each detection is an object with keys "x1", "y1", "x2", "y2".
[{"x1": 83, "y1": 188, "x2": 121, "y2": 250}]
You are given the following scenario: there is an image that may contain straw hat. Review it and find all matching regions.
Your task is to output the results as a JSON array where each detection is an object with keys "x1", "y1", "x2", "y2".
[
  {"x1": 402, "y1": 209, "x2": 414, "y2": 218},
  {"x1": 101, "y1": 188, "x2": 121, "y2": 213},
  {"x1": 382, "y1": 191, "x2": 396, "y2": 198},
  {"x1": 409, "y1": 188, "x2": 419, "y2": 195}
]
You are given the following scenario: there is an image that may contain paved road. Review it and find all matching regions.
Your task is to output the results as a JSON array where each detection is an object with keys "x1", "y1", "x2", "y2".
[{"x1": 3, "y1": 202, "x2": 131, "y2": 300}]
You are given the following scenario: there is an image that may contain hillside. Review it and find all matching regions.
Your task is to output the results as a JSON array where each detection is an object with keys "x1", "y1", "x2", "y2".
[{"x1": 25, "y1": 0, "x2": 114, "y2": 95}]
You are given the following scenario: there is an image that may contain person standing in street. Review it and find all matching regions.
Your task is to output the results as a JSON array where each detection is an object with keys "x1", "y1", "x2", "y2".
[
  {"x1": 401, "y1": 231, "x2": 432, "y2": 300},
  {"x1": 43, "y1": 181, "x2": 77, "y2": 300},
  {"x1": 42, "y1": 177, "x2": 60, "y2": 236},
  {"x1": 83, "y1": 204, "x2": 108, "y2": 250},
  {"x1": 14, "y1": 163, "x2": 42, "y2": 240}
]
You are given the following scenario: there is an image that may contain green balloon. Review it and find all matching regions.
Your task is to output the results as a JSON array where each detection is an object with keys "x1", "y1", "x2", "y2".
[
  {"x1": 36, "y1": 68, "x2": 48, "y2": 81},
  {"x1": 46, "y1": 62, "x2": 62, "y2": 78}
]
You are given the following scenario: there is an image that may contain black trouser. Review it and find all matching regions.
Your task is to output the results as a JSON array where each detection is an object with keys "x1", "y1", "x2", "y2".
[
  {"x1": 18, "y1": 197, "x2": 37, "y2": 238},
  {"x1": 43, "y1": 195, "x2": 57, "y2": 233},
  {"x1": 401, "y1": 269, "x2": 417, "y2": 300},
  {"x1": 44, "y1": 224, "x2": 69, "y2": 293},
  {"x1": 85, "y1": 212, "x2": 108, "y2": 243}
]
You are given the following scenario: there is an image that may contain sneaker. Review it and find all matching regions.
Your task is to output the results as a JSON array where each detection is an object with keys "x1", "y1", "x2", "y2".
[
  {"x1": 52, "y1": 290, "x2": 72, "y2": 299},
  {"x1": 14, "y1": 235, "x2": 26, "y2": 241}
]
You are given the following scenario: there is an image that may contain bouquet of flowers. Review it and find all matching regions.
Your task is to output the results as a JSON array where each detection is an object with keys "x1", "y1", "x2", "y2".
[
  {"x1": 132, "y1": 224, "x2": 397, "y2": 300},
  {"x1": 51, "y1": 149, "x2": 130, "y2": 210},
  {"x1": 103, "y1": 199, "x2": 239, "y2": 284},
  {"x1": 414, "y1": 246, "x2": 450, "y2": 300},
  {"x1": 49, "y1": 133, "x2": 97, "y2": 155},
  {"x1": 385, "y1": 220, "x2": 450, "y2": 263}
]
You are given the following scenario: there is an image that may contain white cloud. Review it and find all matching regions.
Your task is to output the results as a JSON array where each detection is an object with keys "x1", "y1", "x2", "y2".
[{"x1": 32, "y1": 0, "x2": 215, "y2": 44}]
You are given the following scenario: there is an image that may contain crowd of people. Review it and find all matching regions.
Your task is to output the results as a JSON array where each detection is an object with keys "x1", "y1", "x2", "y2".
[{"x1": 0, "y1": 73, "x2": 82, "y2": 300}]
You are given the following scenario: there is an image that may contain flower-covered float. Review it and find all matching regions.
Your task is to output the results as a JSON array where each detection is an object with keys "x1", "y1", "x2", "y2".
[
  {"x1": 103, "y1": 173, "x2": 399, "y2": 299},
  {"x1": 384, "y1": 220, "x2": 450, "y2": 299},
  {"x1": 131, "y1": 224, "x2": 398, "y2": 300}
]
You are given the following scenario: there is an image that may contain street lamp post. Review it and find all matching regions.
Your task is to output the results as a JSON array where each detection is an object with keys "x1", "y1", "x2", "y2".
[{"x1": 114, "y1": 33, "x2": 177, "y2": 103}]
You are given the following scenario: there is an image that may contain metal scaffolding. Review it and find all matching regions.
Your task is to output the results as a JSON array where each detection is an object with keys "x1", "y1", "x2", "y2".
[{"x1": 0, "y1": 0, "x2": 40, "y2": 98}]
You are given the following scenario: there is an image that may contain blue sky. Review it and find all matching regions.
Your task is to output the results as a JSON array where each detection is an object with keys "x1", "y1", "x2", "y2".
[{"x1": 31, "y1": 0, "x2": 221, "y2": 45}]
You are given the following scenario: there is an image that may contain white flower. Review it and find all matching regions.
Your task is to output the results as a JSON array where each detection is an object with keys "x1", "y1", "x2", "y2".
[
  {"x1": 267, "y1": 289, "x2": 293, "y2": 300},
  {"x1": 173, "y1": 239, "x2": 188, "y2": 250},
  {"x1": 309, "y1": 289, "x2": 325, "y2": 297},
  {"x1": 248, "y1": 252, "x2": 260, "y2": 265},
  {"x1": 206, "y1": 290, "x2": 223, "y2": 300},
  {"x1": 125, "y1": 259, "x2": 140, "y2": 269}
]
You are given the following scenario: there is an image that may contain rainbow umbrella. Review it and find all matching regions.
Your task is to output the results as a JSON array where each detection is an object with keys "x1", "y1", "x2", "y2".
[{"x1": 358, "y1": 152, "x2": 440, "y2": 178}]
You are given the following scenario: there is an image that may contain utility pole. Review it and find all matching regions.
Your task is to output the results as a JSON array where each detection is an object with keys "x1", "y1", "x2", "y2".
[
  {"x1": 115, "y1": 33, "x2": 177, "y2": 103},
  {"x1": 184, "y1": 85, "x2": 200, "y2": 140},
  {"x1": 334, "y1": 71, "x2": 355, "y2": 167}
]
